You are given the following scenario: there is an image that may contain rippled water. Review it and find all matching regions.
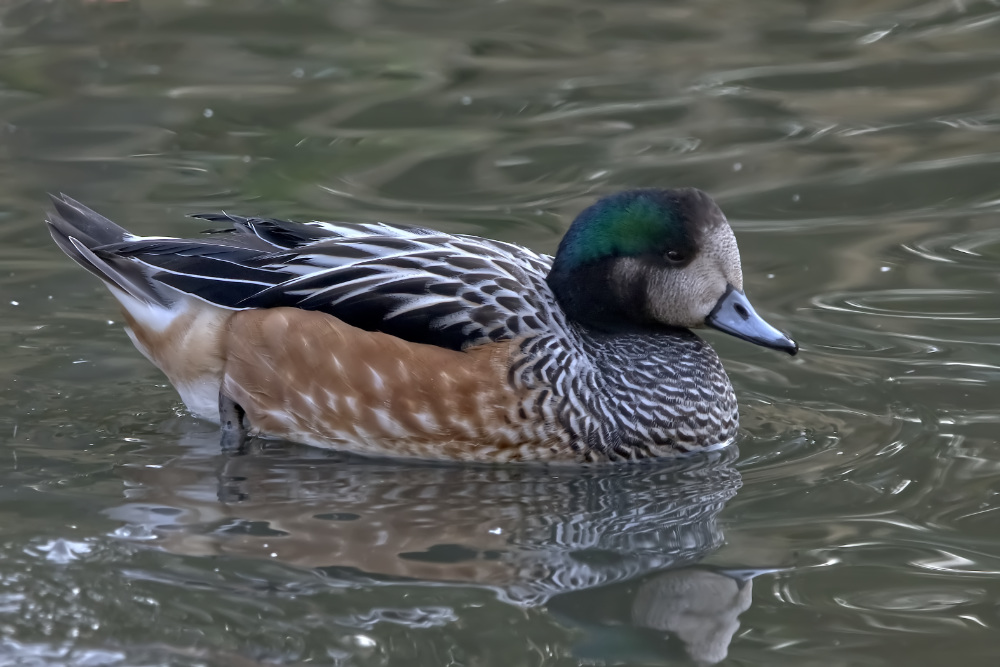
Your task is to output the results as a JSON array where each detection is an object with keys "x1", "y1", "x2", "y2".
[{"x1": 3, "y1": 0, "x2": 1000, "y2": 664}]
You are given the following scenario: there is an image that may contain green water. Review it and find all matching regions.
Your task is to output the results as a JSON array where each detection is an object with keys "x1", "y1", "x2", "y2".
[{"x1": 3, "y1": 0, "x2": 1000, "y2": 664}]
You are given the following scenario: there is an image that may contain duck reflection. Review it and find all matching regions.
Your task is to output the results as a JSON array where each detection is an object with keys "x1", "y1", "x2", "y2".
[
  {"x1": 551, "y1": 566, "x2": 768, "y2": 665},
  {"x1": 633, "y1": 567, "x2": 758, "y2": 664},
  {"x1": 110, "y1": 427, "x2": 743, "y2": 609}
]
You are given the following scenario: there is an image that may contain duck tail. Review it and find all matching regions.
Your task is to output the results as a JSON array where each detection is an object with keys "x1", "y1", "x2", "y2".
[{"x1": 46, "y1": 194, "x2": 169, "y2": 308}]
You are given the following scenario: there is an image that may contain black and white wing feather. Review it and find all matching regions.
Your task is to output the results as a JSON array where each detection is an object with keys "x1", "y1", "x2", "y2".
[{"x1": 101, "y1": 216, "x2": 559, "y2": 351}]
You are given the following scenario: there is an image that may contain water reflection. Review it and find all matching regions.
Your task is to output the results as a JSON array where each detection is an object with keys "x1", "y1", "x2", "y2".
[
  {"x1": 109, "y1": 429, "x2": 743, "y2": 609},
  {"x1": 635, "y1": 568, "x2": 755, "y2": 664},
  {"x1": 552, "y1": 566, "x2": 767, "y2": 664}
]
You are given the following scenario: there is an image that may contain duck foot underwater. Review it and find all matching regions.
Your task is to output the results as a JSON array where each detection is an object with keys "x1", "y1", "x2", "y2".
[
  {"x1": 46, "y1": 188, "x2": 795, "y2": 463},
  {"x1": 218, "y1": 393, "x2": 248, "y2": 454}
]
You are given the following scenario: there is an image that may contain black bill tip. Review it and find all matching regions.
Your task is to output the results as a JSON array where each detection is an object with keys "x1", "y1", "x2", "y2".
[{"x1": 706, "y1": 285, "x2": 797, "y2": 355}]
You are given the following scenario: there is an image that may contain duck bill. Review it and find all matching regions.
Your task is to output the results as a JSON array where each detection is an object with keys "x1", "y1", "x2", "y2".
[{"x1": 706, "y1": 285, "x2": 798, "y2": 355}]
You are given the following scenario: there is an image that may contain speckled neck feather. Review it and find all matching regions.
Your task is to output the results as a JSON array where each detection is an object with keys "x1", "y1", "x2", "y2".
[{"x1": 506, "y1": 308, "x2": 738, "y2": 462}]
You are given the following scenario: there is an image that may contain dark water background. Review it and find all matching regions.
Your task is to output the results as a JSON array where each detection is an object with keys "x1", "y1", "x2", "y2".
[{"x1": 3, "y1": 1, "x2": 1000, "y2": 664}]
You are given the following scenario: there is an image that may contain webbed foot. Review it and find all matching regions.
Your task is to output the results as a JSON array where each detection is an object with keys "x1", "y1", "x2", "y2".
[{"x1": 218, "y1": 391, "x2": 247, "y2": 454}]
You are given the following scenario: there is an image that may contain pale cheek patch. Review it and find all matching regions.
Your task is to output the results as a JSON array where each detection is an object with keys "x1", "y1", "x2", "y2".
[
  {"x1": 705, "y1": 222, "x2": 743, "y2": 292},
  {"x1": 644, "y1": 217, "x2": 745, "y2": 328},
  {"x1": 647, "y1": 258, "x2": 726, "y2": 329}
]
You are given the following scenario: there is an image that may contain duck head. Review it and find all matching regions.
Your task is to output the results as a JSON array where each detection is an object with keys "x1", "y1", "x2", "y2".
[{"x1": 547, "y1": 188, "x2": 797, "y2": 354}]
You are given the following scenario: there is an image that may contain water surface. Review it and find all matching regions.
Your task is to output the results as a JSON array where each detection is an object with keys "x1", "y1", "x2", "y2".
[{"x1": 3, "y1": 0, "x2": 1000, "y2": 664}]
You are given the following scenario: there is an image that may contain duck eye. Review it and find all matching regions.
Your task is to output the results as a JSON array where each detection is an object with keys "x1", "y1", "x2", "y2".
[{"x1": 665, "y1": 250, "x2": 684, "y2": 263}]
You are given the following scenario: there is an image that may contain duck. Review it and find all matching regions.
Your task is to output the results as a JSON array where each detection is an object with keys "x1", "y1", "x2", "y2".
[{"x1": 46, "y1": 188, "x2": 796, "y2": 463}]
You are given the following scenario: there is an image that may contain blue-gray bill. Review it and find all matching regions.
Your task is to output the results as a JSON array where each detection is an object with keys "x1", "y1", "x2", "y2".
[{"x1": 706, "y1": 285, "x2": 798, "y2": 355}]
